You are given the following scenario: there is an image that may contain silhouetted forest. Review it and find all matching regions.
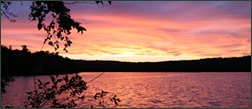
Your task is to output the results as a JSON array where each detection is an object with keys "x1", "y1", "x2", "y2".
[{"x1": 1, "y1": 45, "x2": 250, "y2": 76}]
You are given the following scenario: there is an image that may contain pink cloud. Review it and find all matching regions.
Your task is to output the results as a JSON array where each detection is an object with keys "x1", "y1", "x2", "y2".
[{"x1": 1, "y1": 1, "x2": 250, "y2": 62}]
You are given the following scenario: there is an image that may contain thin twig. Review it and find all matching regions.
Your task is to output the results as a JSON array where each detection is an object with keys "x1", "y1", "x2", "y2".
[
  {"x1": 40, "y1": 43, "x2": 45, "y2": 51},
  {"x1": 39, "y1": 99, "x2": 49, "y2": 108},
  {"x1": 86, "y1": 72, "x2": 105, "y2": 84}
]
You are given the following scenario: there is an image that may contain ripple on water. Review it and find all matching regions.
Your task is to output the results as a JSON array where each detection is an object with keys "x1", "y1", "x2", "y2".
[
  {"x1": 1, "y1": 72, "x2": 251, "y2": 108},
  {"x1": 208, "y1": 101, "x2": 221, "y2": 107},
  {"x1": 148, "y1": 99, "x2": 162, "y2": 103}
]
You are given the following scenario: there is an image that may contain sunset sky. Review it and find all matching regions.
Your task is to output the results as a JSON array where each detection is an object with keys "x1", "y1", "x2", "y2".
[{"x1": 1, "y1": 1, "x2": 251, "y2": 62}]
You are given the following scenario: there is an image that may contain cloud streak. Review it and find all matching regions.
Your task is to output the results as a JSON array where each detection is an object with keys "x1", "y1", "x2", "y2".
[{"x1": 1, "y1": 1, "x2": 250, "y2": 62}]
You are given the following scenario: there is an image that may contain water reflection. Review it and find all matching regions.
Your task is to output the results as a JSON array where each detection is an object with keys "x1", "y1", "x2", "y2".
[{"x1": 2, "y1": 72, "x2": 251, "y2": 108}]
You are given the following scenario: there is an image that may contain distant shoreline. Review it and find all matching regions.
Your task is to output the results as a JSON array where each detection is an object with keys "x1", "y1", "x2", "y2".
[{"x1": 1, "y1": 45, "x2": 251, "y2": 76}]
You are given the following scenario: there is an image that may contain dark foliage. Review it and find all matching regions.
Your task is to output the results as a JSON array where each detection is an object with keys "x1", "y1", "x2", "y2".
[
  {"x1": 24, "y1": 74, "x2": 87, "y2": 108},
  {"x1": 1, "y1": 1, "x2": 111, "y2": 53},
  {"x1": 28, "y1": 1, "x2": 86, "y2": 52},
  {"x1": 23, "y1": 74, "x2": 119, "y2": 108},
  {"x1": 1, "y1": 1, "x2": 17, "y2": 23},
  {"x1": 1, "y1": 45, "x2": 77, "y2": 76},
  {"x1": 1, "y1": 76, "x2": 15, "y2": 95},
  {"x1": 1, "y1": 1, "x2": 118, "y2": 108},
  {"x1": 92, "y1": 90, "x2": 121, "y2": 108}
]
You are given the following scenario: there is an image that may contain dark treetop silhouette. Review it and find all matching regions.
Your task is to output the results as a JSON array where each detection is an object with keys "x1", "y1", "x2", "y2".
[{"x1": 1, "y1": 1, "x2": 111, "y2": 52}]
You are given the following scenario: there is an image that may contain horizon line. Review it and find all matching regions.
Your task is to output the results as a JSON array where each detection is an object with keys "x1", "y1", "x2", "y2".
[{"x1": 74, "y1": 55, "x2": 251, "y2": 63}]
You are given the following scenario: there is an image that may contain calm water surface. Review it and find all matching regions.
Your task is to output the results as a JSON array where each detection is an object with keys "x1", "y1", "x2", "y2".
[{"x1": 1, "y1": 72, "x2": 251, "y2": 108}]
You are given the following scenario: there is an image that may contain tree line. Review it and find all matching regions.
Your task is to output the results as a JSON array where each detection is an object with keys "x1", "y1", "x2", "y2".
[
  {"x1": 2, "y1": 45, "x2": 250, "y2": 77},
  {"x1": 1, "y1": 45, "x2": 78, "y2": 76}
]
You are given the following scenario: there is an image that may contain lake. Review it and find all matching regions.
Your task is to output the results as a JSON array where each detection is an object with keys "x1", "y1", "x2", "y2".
[{"x1": 1, "y1": 72, "x2": 251, "y2": 108}]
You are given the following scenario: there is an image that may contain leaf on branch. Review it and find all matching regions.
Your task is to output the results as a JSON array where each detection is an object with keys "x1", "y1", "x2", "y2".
[
  {"x1": 48, "y1": 41, "x2": 53, "y2": 46},
  {"x1": 10, "y1": 19, "x2": 16, "y2": 23},
  {"x1": 77, "y1": 27, "x2": 86, "y2": 34},
  {"x1": 46, "y1": 36, "x2": 51, "y2": 40},
  {"x1": 64, "y1": 49, "x2": 68, "y2": 53},
  {"x1": 52, "y1": 13, "x2": 56, "y2": 18},
  {"x1": 37, "y1": 23, "x2": 42, "y2": 30},
  {"x1": 61, "y1": 36, "x2": 64, "y2": 41},
  {"x1": 56, "y1": 79, "x2": 63, "y2": 84},
  {"x1": 43, "y1": 38, "x2": 47, "y2": 44},
  {"x1": 57, "y1": 32, "x2": 62, "y2": 38},
  {"x1": 108, "y1": 1, "x2": 112, "y2": 5},
  {"x1": 50, "y1": 21, "x2": 55, "y2": 28},
  {"x1": 74, "y1": 22, "x2": 80, "y2": 27},
  {"x1": 67, "y1": 40, "x2": 72, "y2": 46},
  {"x1": 63, "y1": 75, "x2": 68, "y2": 83},
  {"x1": 55, "y1": 46, "x2": 59, "y2": 51},
  {"x1": 26, "y1": 92, "x2": 33, "y2": 95},
  {"x1": 37, "y1": 79, "x2": 42, "y2": 85},
  {"x1": 44, "y1": 82, "x2": 50, "y2": 86},
  {"x1": 53, "y1": 30, "x2": 57, "y2": 34},
  {"x1": 51, "y1": 75, "x2": 55, "y2": 83},
  {"x1": 94, "y1": 93, "x2": 98, "y2": 100}
]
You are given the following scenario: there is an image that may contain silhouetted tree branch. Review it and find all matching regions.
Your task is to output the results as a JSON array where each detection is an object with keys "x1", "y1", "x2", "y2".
[
  {"x1": 1, "y1": 1, "x2": 119, "y2": 108},
  {"x1": 1, "y1": 1, "x2": 111, "y2": 53},
  {"x1": 1, "y1": 1, "x2": 17, "y2": 23}
]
